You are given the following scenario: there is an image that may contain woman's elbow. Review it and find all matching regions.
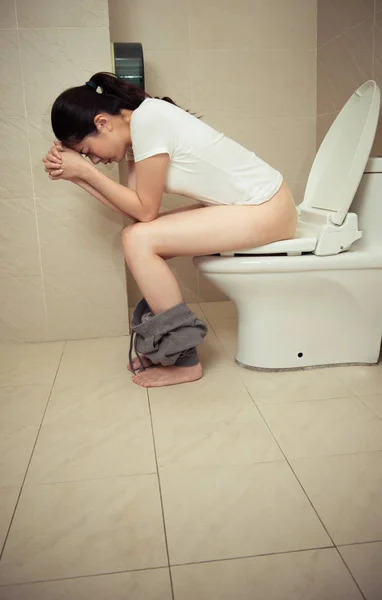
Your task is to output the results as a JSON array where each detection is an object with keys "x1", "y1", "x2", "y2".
[{"x1": 139, "y1": 212, "x2": 158, "y2": 223}]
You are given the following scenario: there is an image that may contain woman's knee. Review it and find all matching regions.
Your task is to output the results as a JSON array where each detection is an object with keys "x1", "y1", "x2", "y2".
[{"x1": 121, "y1": 222, "x2": 151, "y2": 258}]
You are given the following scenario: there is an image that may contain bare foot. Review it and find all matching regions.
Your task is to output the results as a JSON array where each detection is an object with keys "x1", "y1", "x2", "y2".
[
  {"x1": 127, "y1": 355, "x2": 153, "y2": 372},
  {"x1": 132, "y1": 363, "x2": 203, "y2": 388}
]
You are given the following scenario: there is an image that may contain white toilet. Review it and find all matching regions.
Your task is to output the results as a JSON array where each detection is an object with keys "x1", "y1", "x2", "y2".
[{"x1": 194, "y1": 80, "x2": 382, "y2": 370}]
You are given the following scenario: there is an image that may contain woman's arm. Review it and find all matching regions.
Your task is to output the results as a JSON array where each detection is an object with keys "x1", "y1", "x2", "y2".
[
  {"x1": 80, "y1": 162, "x2": 149, "y2": 221},
  {"x1": 72, "y1": 178, "x2": 129, "y2": 216},
  {"x1": 80, "y1": 154, "x2": 169, "y2": 222}
]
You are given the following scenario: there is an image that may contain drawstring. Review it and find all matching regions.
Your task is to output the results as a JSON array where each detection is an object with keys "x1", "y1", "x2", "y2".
[
  {"x1": 128, "y1": 329, "x2": 146, "y2": 375},
  {"x1": 134, "y1": 332, "x2": 145, "y2": 372},
  {"x1": 128, "y1": 330, "x2": 136, "y2": 374}
]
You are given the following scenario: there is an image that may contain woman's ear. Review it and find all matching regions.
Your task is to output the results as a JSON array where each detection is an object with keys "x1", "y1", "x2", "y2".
[{"x1": 94, "y1": 114, "x2": 112, "y2": 132}]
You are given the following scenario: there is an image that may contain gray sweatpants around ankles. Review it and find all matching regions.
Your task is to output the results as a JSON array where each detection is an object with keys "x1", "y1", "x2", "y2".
[{"x1": 129, "y1": 298, "x2": 208, "y2": 374}]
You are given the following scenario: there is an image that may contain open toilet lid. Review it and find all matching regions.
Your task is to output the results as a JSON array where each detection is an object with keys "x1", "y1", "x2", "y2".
[
  {"x1": 220, "y1": 81, "x2": 381, "y2": 259},
  {"x1": 301, "y1": 80, "x2": 380, "y2": 225}
]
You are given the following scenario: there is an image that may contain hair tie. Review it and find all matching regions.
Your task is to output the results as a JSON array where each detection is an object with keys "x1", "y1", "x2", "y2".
[{"x1": 85, "y1": 81, "x2": 103, "y2": 94}]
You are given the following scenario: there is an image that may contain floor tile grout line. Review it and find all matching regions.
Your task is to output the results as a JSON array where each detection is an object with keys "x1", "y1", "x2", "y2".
[
  {"x1": 336, "y1": 539, "x2": 382, "y2": 548},
  {"x1": 0, "y1": 342, "x2": 67, "y2": 562},
  {"x1": 0, "y1": 565, "x2": 170, "y2": 589},
  {"x1": 19, "y1": 471, "x2": 159, "y2": 489},
  {"x1": 2, "y1": 540, "x2": 382, "y2": 589},
  {"x1": 355, "y1": 392, "x2": 382, "y2": 423},
  {"x1": 240, "y1": 379, "x2": 338, "y2": 549},
  {"x1": 171, "y1": 538, "x2": 382, "y2": 568},
  {"x1": 146, "y1": 388, "x2": 175, "y2": 600},
  {"x1": 169, "y1": 545, "x2": 337, "y2": 569},
  {"x1": 334, "y1": 546, "x2": 367, "y2": 600}
]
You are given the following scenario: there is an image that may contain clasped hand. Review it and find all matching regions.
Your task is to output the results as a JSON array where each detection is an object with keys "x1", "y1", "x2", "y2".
[{"x1": 42, "y1": 141, "x2": 89, "y2": 181}]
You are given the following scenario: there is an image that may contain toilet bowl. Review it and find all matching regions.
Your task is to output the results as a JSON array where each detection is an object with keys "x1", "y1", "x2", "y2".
[{"x1": 194, "y1": 81, "x2": 382, "y2": 370}]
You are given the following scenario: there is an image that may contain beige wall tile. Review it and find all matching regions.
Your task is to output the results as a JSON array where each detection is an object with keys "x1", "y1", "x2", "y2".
[
  {"x1": 317, "y1": 0, "x2": 374, "y2": 47},
  {"x1": 44, "y1": 269, "x2": 129, "y2": 341},
  {"x1": 199, "y1": 300, "x2": 237, "y2": 324},
  {"x1": 28, "y1": 113, "x2": 85, "y2": 200},
  {"x1": 0, "y1": 569, "x2": 173, "y2": 600},
  {"x1": 0, "y1": 199, "x2": 40, "y2": 277},
  {"x1": 167, "y1": 256, "x2": 200, "y2": 303},
  {"x1": 0, "y1": 118, "x2": 32, "y2": 199},
  {"x1": 126, "y1": 268, "x2": 143, "y2": 308},
  {"x1": 191, "y1": 50, "x2": 316, "y2": 118},
  {"x1": 127, "y1": 256, "x2": 200, "y2": 306},
  {"x1": 0, "y1": 31, "x2": 24, "y2": 118},
  {"x1": 316, "y1": 112, "x2": 338, "y2": 148},
  {"x1": 288, "y1": 180, "x2": 308, "y2": 204},
  {"x1": 0, "y1": 0, "x2": 16, "y2": 29},
  {"x1": 201, "y1": 112, "x2": 316, "y2": 182},
  {"x1": 36, "y1": 195, "x2": 124, "y2": 275},
  {"x1": 0, "y1": 276, "x2": 46, "y2": 342},
  {"x1": 144, "y1": 51, "x2": 191, "y2": 109},
  {"x1": 317, "y1": 17, "x2": 373, "y2": 114},
  {"x1": 373, "y1": 11, "x2": 382, "y2": 155},
  {"x1": 29, "y1": 114, "x2": 120, "y2": 198},
  {"x1": 161, "y1": 192, "x2": 198, "y2": 211},
  {"x1": 16, "y1": 0, "x2": 108, "y2": 28},
  {"x1": 190, "y1": 0, "x2": 317, "y2": 51},
  {"x1": 108, "y1": 0, "x2": 189, "y2": 50},
  {"x1": 372, "y1": 121, "x2": 382, "y2": 155},
  {"x1": 19, "y1": 28, "x2": 112, "y2": 117},
  {"x1": 198, "y1": 272, "x2": 228, "y2": 302},
  {"x1": 377, "y1": 0, "x2": 382, "y2": 12}
]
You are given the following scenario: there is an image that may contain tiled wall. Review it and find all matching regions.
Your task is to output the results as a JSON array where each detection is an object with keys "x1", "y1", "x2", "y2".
[
  {"x1": 317, "y1": 0, "x2": 382, "y2": 152},
  {"x1": 0, "y1": 0, "x2": 129, "y2": 342},
  {"x1": 109, "y1": 0, "x2": 318, "y2": 305}
]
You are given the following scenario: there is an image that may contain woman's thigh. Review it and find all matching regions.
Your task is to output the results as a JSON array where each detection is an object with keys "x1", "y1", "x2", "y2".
[{"x1": 135, "y1": 185, "x2": 297, "y2": 257}]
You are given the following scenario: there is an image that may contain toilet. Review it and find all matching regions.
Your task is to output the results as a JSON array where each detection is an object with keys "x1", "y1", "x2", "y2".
[{"x1": 194, "y1": 80, "x2": 382, "y2": 370}]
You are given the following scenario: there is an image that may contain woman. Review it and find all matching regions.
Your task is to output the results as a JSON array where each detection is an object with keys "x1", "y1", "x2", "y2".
[{"x1": 43, "y1": 72, "x2": 297, "y2": 388}]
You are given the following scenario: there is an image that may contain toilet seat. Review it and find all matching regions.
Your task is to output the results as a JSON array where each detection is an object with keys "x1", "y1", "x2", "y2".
[
  {"x1": 222, "y1": 207, "x2": 362, "y2": 257},
  {"x1": 222, "y1": 80, "x2": 381, "y2": 259},
  {"x1": 197, "y1": 247, "x2": 382, "y2": 274}
]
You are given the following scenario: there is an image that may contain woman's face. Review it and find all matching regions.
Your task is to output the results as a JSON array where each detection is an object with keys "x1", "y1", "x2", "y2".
[{"x1": 72, "y1": 110, "x2": 132, "y2": 165}]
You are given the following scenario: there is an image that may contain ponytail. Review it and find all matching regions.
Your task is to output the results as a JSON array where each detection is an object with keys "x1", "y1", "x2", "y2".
[{"x1": 51, "y1": 71, "x2": 180, "y2": 146}]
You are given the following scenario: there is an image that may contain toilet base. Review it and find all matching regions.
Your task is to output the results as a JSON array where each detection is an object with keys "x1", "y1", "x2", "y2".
[
  {"x1": 203, "y1": 268, "x2": 382, "y2": 370},
  {"x1": 235, "y1": 358, "x2": 378, "y2": 372}
]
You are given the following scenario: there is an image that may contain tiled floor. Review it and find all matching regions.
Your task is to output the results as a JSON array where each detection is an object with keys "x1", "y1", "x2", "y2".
[{"x1": 0, "y1": 301, "x2": 382, "y2": 600}]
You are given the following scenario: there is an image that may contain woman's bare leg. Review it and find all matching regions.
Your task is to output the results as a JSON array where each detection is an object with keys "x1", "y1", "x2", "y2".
[
  {"x1": 126, "y1": 203, "x2": 204, "y2": 373},
  {"x1": 123, "y1": 182, "x2": 296, "y2": 387}
]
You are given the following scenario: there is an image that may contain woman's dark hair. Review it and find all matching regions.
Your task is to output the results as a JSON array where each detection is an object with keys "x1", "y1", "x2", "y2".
[{"x1": 51, "y1": 71, "x2": 179, "y2": 147}]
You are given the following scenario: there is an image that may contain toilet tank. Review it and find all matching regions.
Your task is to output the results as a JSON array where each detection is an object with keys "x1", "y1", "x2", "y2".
[{"x1": 350, "y1": 156, "x2": 382, "y2": 249}]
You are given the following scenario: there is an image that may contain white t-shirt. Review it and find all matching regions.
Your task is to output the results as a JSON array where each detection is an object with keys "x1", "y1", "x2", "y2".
[{"x1": 130, "y1": 98, "x2": 283, "y2": 206}]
